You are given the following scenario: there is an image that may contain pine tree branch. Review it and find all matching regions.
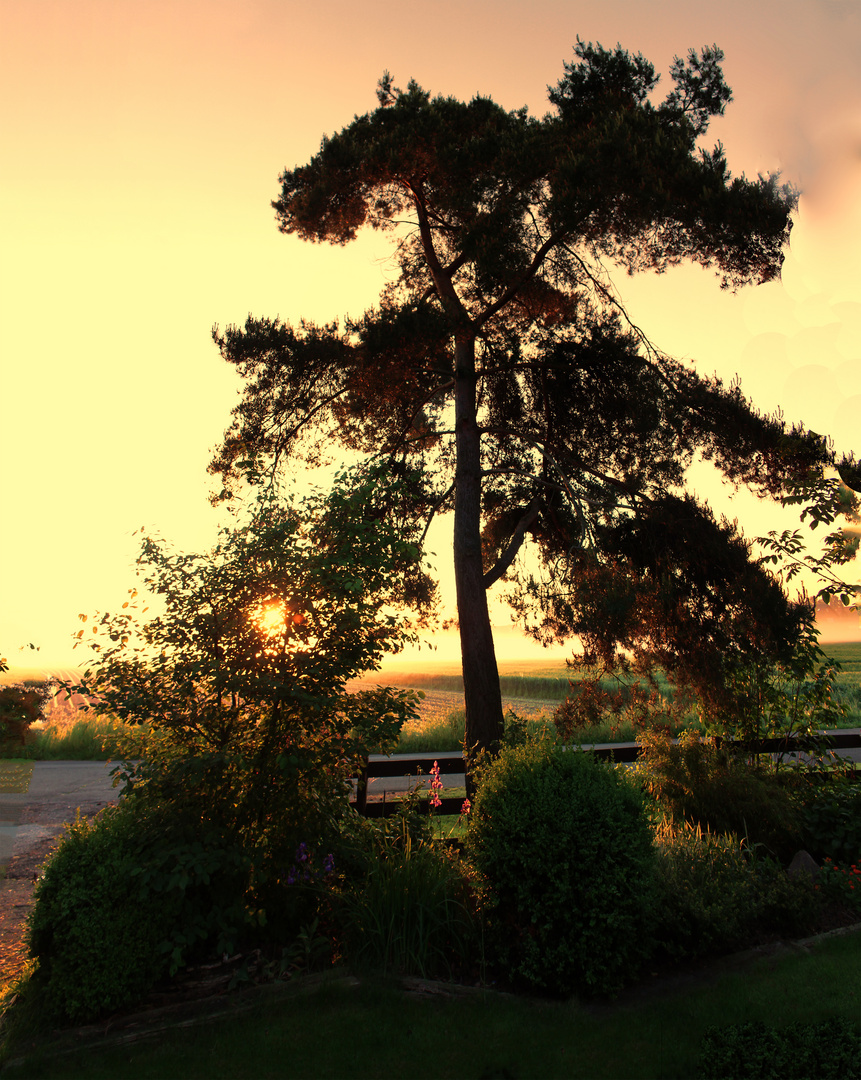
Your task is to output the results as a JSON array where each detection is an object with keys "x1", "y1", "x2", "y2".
[{"x1": 483, "y1": 500, "x2": 542, "y2": 589}]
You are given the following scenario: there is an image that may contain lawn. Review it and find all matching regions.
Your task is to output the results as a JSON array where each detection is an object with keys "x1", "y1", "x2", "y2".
[{"x1": 5, "y1": 927, "x2": 860, "y2": 1079}]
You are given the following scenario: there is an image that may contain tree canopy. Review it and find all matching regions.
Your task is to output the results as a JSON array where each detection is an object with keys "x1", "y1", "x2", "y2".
[
  {"x1": 209, "y1": 41, "x2": 836, "y2": 760},
  {"x1": 68, "y1": 467, "x2": 426, "y2": 846}
]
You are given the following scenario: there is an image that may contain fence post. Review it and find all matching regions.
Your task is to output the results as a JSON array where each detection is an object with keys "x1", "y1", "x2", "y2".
[{"x1": 355, "y1": 757, "x2": 369, "y2": 815}]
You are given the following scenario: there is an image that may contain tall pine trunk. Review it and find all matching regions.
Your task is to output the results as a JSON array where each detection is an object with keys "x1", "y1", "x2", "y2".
[{"x1": 453, "y1": 334, "x2": 505, "y2": 771}]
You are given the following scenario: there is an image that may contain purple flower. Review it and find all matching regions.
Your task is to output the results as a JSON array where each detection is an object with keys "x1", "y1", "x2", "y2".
[
  {"x1": 323, "y1": 854, "x2": 335, "y2": 874},
  {"x1": 296, "y1": 842, "x2": 309, "y2": 863}
]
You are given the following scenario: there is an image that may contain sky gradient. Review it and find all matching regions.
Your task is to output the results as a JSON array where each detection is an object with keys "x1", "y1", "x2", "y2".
[{"x1": 3, "y1": 0, "x2": 861, "y2": 669}]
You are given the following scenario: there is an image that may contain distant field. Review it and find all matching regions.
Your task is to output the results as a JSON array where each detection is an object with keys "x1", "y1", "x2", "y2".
[
  {"x1": 367, "y1": 641, "x2": 861, "y2": 730},
  {"x1": 0, "y1": 666, "x2": 83, "y2": 687},
  {"x1": 820, "y1": 641, "x2": 861, "y2": 670},
  {"x1": 6, "y1": 643, "x2": 860, "y2": 741},
  {"x1": 370, "y1": 671, "x2": 573, "y2": 701}
]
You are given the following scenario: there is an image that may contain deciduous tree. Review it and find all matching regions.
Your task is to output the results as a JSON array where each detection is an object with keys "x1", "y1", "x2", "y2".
[{"x1": 69, "y1": 466, "x2": 427, "y2": 843}]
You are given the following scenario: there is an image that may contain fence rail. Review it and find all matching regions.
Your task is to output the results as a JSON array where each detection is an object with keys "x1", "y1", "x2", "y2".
[{"x1": 350, "y1": 731, "x2": 861, "y2": 818}]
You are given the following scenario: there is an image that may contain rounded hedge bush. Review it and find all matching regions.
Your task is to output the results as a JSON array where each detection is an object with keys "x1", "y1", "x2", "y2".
[
  {"x1": 27, "y1": 800, "x2": 254, "y2": 1025},
  {"x1": 27, "y1": 806, "x2": 183, "y2": 1024},
  {"x1": 465, "y1": 740, "x2": 657, "y2": 996}
]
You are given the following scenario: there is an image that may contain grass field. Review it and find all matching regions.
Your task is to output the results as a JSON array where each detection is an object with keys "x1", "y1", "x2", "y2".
[{"x1": 367, "y1": 641, "x2": 861, "y2": 750}]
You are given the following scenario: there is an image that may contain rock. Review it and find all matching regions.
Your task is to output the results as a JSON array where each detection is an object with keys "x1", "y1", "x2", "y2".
[{"x1": 787, "y1": 850, "x2": 820, "y2": 881}]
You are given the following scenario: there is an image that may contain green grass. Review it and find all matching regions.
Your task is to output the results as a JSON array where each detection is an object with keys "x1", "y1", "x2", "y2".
[
  {"x1": 819, "y1": 642, "x2": 861, "y2": 670},
  {"x1": 13, "y1": 717, "x2": 147, "y2": 762},
  {"x1": 5, "y1": 928, "x2": 860, "y2": 1078}
]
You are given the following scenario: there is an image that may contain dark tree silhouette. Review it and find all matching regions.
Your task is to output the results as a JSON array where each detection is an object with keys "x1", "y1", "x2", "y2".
[{"x1": 209, "y1": 41, "x2": 833, "y2": 762}]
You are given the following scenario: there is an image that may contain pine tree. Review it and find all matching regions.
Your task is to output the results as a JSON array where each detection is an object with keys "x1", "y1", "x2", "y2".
[{"x1": 209, "y1": 41, "x2": 832, "y2": 760}]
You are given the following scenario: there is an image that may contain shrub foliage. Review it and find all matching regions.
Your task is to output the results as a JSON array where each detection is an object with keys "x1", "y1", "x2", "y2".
[
  {"x1": 26, "y1": 467, "x2": 431, "y2": 1022},
  {"x1": 465, "y1": 739, "x2": 656, "y2": 996}
]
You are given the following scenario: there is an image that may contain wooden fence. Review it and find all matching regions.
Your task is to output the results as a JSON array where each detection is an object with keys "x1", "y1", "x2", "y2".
[{"x1": 351, "y1": 731, "x2": 861, "y2": 818}]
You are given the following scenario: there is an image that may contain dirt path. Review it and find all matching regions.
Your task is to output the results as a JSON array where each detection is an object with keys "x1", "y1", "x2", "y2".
[
  {"x1": 0, "y1": 837, "x2": 58, "y2": 988},
  {"x1": 0, "y1": 773, "x2": 119, "y2": 991}
]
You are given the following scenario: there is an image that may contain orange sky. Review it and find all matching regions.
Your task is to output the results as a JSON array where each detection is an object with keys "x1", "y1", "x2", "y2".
[{"x1": 2, "y1": 0, "x2": 861, "y2": 668}]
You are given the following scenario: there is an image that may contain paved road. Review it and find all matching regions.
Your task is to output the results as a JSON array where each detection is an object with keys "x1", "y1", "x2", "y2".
[{"x1": 0, "y1": 761, "x2": 121, "y2": 868}]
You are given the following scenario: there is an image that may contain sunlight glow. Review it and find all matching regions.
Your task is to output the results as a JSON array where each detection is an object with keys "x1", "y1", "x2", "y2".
[
  {"x1": 254, "y1": 600, "x2": 287, "y2": 639},
  {"x1": 251, "y1": 600, "x2": 307, "y2": 647}
]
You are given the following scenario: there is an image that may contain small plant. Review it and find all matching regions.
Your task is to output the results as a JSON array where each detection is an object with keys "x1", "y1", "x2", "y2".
[
  {"x1": 815, "y1": 858, "x2": 861, "y2": 915},
  {"x1": 651, "y1": 821, "x2": 818, "y2": 963},
  {"x1": 796, "y1": 777, "x2": 861, "y2": 864},
  {"x1": 552, "y1": 660, "x2": 691, "y2": 743},
  {"x1": 465, "y1": 737, "x2": 657, "y2": 996},
  {"x1": 698, "y1": 1017, "x2": 861, "y2": 1079},
  {"x1": 635, "y1": 726, "x2": 805, "y2": 861},
  {"x1": 337, "y1": 819, "x2": 478, "y2": 980}
]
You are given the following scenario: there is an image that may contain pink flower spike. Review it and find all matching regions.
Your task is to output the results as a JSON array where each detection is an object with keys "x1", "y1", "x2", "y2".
[{"x1": 430, "y1": 760, "x2": 442, "y2": 808}]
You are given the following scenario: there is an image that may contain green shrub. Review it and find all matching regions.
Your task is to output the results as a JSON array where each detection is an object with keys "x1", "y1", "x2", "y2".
[
  {"x1": 796, "y1": 777, "x2": 861, "y2": 864},
  {"x1": 652, "y1": 822, "x2": 818, "y2": 963},
  {"x1": 465, "y1": 739, "x2": 656, "y2": 996},
  {"x1": 27, "y1": 799, "x2": 257, "y2": 1024},
  {"x1": 0, "y1": 683, "x2": 48, "y2": 754},
  {"x1": 815, "y1": 857, "x2": 861, "y2": 916},
  {"x1": 635, "y1": 727, "x2": 805, "y2": 860},
  {"x1": 698, "y1": 1018, "x2": 861, "y2": 1079},
  {"x1": 27, "y1": 807, "x2": 181, "y2": 1023}
]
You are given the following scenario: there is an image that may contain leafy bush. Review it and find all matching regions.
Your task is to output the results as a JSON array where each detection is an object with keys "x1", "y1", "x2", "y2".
[
  {"x1": 635, "y1": 727, "x2": 805, "y2": 860},
  {"x1": 66, "y1": 471, "x2": 426, "y2": 853},
  {"x1": 698, "y1": 1017, "x2": 861, "y2": 1079},
  {"x1": 465, "y1": 739, "x2": 656, "y2": 996},
  {"x1": 692, "y1": 613, "x2": 846, "y2": 747},
  {"x1": 815, "y1": 858, "x2": 861, "y2": 916},
  {"x1": 27, "y1": 795, "x2": 274, "y2": 1024},
  {"x1": 22, "y1": 468, "x2": 439, "y2": 1025},
  {"x1": 796, "y1": 777, "x2": 861, "y2": 864},
  {"x1": 27, "y1": 807, "x2": 182, "y2": 1023},
  {"x1": 651, "y1": 822, "x2": 818, "y2": 963},
  {"x1": 0, "y1": 682, "x2": 48, "y2": 754}
]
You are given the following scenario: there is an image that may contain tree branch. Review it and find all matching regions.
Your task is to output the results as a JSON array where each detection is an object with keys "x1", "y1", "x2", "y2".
[
  {"x1": 474, "y1": 228, "x2": 568, "y2": 329},
  {"x1": 483, "y1": 500, "x2": 542, "y2": 589}
]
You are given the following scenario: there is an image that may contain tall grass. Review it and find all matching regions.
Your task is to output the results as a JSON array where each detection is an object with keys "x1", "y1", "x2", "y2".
[
  {"x1": 15, "y1": 692, "x2": 148, "y2": 761},
  {"x1": 337, "y1": 824, "x2": 478, "y2": 979}
]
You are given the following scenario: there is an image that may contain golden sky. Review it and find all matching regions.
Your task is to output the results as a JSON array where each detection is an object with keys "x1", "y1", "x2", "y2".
[{"x1": 3, "y1": 0, "x2": 861, "y2": 667}]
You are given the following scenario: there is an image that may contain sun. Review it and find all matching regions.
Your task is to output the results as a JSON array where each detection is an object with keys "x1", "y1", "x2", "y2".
[
  {"x1": 252, "y1": 599, "x2": 306, "y2": 641},
  {"x1": 254, "y1": 600, "x2": 287, "y2": 638}
]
